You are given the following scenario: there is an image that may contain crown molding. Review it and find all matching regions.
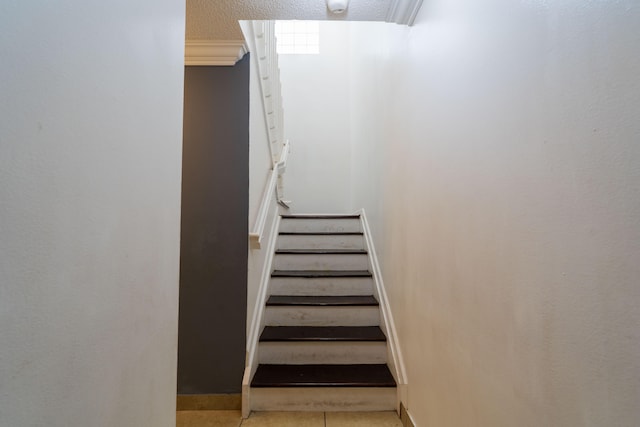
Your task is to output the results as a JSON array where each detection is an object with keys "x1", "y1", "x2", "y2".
[
  {"x1": 386, "y1": 0, "x2": 424, "y2": 25},
  {"x1": 184, "y1": 40, "x2": 248, "y2": 66}
]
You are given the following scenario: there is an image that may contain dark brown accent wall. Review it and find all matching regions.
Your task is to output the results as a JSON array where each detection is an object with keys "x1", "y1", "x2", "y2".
[{"x1": 178, "y1": 55, "x2": 249, "y2": 394}]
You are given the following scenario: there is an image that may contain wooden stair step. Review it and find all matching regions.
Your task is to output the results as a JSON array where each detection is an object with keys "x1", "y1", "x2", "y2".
[
  {"x1": 281, "y1": 215, "x2": 360, "y2": 219},
  {"x1": 275, "y1": 249, "x2": 367, "y2": 255},
  {"x1": 266, "y1": 295, "x2": 378, "y2": 307},
  {"x1": 260, "y1": 326, "x2": 386, "y2": 342},
  {"x1": 251, "y1": 364, "x2": 396, "y2": 387},
  {"x1": 272, "y1": 270, "x2": 372, "y2": 278}
]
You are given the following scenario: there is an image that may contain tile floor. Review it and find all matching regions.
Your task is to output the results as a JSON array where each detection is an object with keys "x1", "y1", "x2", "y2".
[{"x1": 176, "y1": 410, "x2": 403, "y2": 427}]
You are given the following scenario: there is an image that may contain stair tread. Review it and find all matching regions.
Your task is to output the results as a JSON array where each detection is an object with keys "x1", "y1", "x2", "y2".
[
  {"x1": 251, "y1": 364, "x2": 396, "y2": 387},
  {"x1": 281, "y1": 215, "x2": 360, "y2": 219},
  {"x1": 266, "y1": 295, "x2": 378, "y2": 306},
  {"x1": 272, "y1": 270, "x2": 373, "y2": 278},
  {"x1": 279, "y1": 232, "x2": 364, "y2": 236},
  {"x1": 260, "y1": 326, "x2": 386, "y2": 342},
  {"x1": 275, "y1": 249, "x2": 367, "y2": 255}
]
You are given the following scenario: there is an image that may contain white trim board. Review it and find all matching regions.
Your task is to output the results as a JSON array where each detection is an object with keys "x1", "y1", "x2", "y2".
[
  {"x1": 358, "y1": 209, "x2": 408, "y2": 410},
  {"x1": 185, "y1": 40, "x2": 248, "y2": 66},
  {"x1": 400, "y1": 402, "x2": 417, "y2": 427}
]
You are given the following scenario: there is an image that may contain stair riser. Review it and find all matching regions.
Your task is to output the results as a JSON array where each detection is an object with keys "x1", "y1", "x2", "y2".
[
  {"x1": 258, "y1": 342, "x2": 387, "y2": 365},
  {"x1": 277, "y1": 234, "x2": 365, "y2": 250},
  {"x1": 279, "y1": 218, "x2": 362, "y2": 233},
  {"x1": 269, "y1": 277, "x2": 374, "y2": 296},
  {"x1": 250, "y1": 387, "x2": 396, "y2": 412},
  {"x1": 273, "y1": 254, "x2": 369, "y2": 271},
  {"x1": 265, "y1": 306, "x2": 379, "y2": 326}
]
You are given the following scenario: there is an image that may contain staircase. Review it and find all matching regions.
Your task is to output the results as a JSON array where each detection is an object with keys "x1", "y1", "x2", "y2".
[{"x1": 250, "y1": 214, "x2": 397, "y2": 411}]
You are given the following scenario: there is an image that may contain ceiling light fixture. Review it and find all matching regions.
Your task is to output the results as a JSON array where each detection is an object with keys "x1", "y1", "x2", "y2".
[{"x1": 326, "y1": 0, "x2": 349, "y2": 14}]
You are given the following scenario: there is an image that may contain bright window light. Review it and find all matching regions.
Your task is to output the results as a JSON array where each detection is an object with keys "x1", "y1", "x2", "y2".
[{"x1": 275, "y1": 21, "x2": 320, "y2": 55}]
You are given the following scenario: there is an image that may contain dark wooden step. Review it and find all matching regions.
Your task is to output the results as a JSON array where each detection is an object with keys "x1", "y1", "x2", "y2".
[
  {"x1": 251, "y1": 364, "x2": 396, "y2": 387},
  {"x1": 272, "y1": 270, "x2": 372, "y2": 278},
  {"x1": 275, "y1": 249, "x2": 367, "y2": 255},
  {"x1": 281, "y1": 215, "x2": 360, "y2": 219},
  {"x1": 266, "y1": 295, "x2": 378, "y2": 307},
  {"x1": 260, "y1": 326, "x2": 387, "y2": 342},
  {"x1": 279, "y1": 231, "x2": 364, "y2": 236}
]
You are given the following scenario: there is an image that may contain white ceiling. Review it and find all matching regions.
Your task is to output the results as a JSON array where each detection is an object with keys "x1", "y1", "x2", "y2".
[{"x1": 186, "y1": 0, "x2": 396, "y2": 40}]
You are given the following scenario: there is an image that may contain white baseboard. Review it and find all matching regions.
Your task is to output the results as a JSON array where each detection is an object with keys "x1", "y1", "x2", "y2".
[
  {"x1": 358, "y1": 209, "x2": 408, "y2": 410},
  {"x1": 400, "y1": 402, "x2": 417, "y2": 427}
]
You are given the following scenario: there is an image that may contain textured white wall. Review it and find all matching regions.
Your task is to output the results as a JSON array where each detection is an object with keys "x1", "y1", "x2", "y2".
[
  {"x1": 186, "y1": 0, "x2": 392, "y2": 40},
  {"x1": 0, "y1": 2, "x2": 185, "y2": 426},
  {"x1": 348, "y1": 22, "x2": 394, "y2": 245},
  {"x1": 280, "y1": 21, "x2": 353, "y2": 213},
  {"x1": 348, "y1": 1, "x2": 640, "y2": 424}
]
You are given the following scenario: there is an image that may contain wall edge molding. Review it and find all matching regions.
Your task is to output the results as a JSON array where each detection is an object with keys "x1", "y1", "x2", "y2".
[
  {"x1": 185, "y1": 40, "x2": 248, "y2": 66},
  {"x1": 386, "y1": 0, "x2": 424, "y2": 25},
  {"x1": 358, "y1": 209, "x2": 408, "y2": 404}
]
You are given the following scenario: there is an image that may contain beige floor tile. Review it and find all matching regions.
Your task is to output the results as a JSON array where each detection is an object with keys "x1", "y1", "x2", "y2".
[
  {"x1": 241, "y1": 411, "x2": 324, "y2": 427},
  {"x1": 325, "y1": 411, "x2": 403, "y2": 427},
  {"x1": 177, "y1": 394, "x2": 242, "y2": 411},
  {"x1": 176, "y1": 410, "x2": 242, "y2": 427}
]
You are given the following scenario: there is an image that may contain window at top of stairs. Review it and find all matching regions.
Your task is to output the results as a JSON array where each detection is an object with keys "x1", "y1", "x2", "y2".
[{"x1": 275, "y1": 20, "x2": 320, "y2": 55}]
